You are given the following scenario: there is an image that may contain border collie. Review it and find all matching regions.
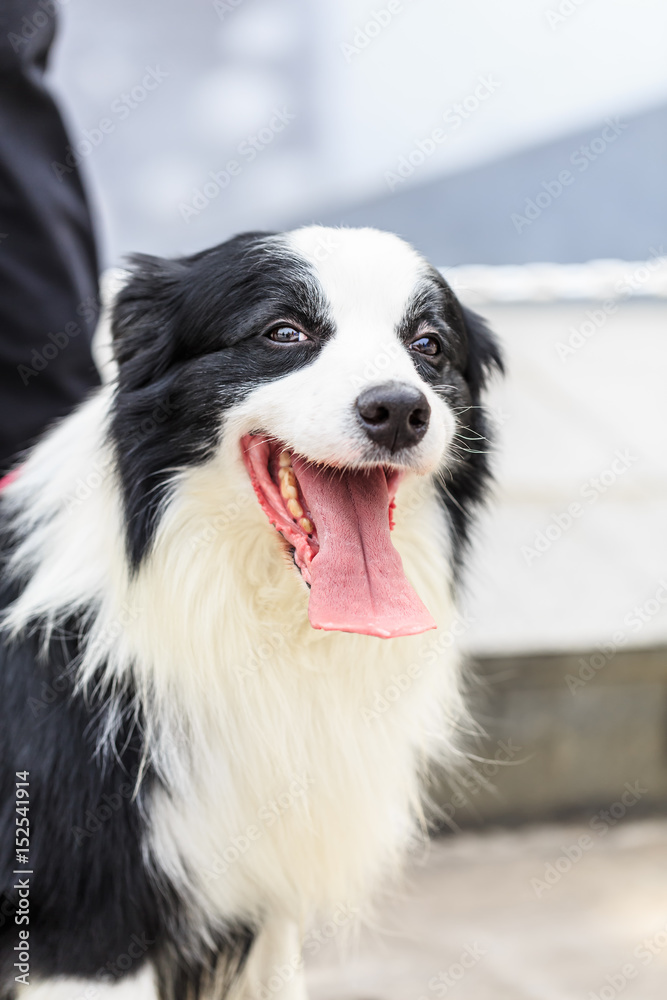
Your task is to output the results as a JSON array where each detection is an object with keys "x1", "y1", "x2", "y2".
[{"x1": 0, "y1": 226, "x2": 502, "y2": 999}]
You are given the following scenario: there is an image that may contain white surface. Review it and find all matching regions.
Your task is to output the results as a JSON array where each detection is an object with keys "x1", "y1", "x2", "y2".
[
  {"x1": 446, "y1": 257, "x2": 667, "y2": 303},
  {"x1": 306, "y1": 819, "x2": 667, "y2": 1000},
  {"x1": 457, "y1": 280, "x2": 667, "y2": 656}
]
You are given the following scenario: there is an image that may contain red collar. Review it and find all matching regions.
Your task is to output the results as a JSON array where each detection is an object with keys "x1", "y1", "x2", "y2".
[{"x1": 0, "y1": 468, "x2": 20, "y2": 492}]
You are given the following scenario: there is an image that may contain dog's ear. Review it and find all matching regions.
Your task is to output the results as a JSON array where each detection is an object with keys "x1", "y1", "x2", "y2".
[
  {"x1": 112, "y1": 254, "x2": 189, "y2": 391},
  {"x1": 460, "y1": 304, "x2": 504, "y2": 397}
]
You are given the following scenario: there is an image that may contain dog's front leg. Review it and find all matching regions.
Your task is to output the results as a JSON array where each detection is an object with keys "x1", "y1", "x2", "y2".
[{"x1": 236, "y1": 917, "x2": 307, "y2": 1000}]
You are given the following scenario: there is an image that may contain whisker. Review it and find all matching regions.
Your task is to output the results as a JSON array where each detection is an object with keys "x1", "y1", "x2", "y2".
[
  {"x1": 455, "y1": 428, "x2": 488, "y2": 442},
  {"x1": 434, "y1": 471, "x2": 467, "y2": 515}
]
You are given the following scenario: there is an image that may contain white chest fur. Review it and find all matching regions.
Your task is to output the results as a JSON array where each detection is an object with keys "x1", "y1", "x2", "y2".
[
  {"x1": 130, "y1": 461, "x2": 464, "y2": 934},
  {"x1": 3, "y1": 410, "x2": 465, "y2": 937}
]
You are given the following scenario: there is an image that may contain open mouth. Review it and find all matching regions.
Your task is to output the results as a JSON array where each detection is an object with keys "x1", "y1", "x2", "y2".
[{"x1": 241, "y1": 434, "x2": 436, "y2": 639}]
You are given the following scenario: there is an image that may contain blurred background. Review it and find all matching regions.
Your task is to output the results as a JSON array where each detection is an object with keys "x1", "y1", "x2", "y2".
[
  {"x1": 50, "y1": 0, "x2": 667, "y2": 266},
  {"x1": 37, "y1": 0, "x2": 667, "y2": 995}
]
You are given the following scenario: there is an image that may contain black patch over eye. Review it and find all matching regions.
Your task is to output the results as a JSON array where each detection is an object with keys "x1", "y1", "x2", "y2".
[
  {"x1": 266, "y1": 325, "x2": 309, "y2": 344},
  {"x1": 110, "y1": 232, "x2": 335, "y2": 571},
  {"x1": 409, "y1": 334, "x2": 441, "y2": 358}
]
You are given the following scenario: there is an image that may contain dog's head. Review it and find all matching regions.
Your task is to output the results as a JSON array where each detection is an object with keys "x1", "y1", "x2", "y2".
[{"x1": 111, "y1": 226, "x2": 502, "y2": 639}]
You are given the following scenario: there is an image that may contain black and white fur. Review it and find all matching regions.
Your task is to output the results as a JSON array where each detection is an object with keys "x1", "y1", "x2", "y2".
[{"x1": 0, "y1": 227, "x2": 502, "y2": 999}]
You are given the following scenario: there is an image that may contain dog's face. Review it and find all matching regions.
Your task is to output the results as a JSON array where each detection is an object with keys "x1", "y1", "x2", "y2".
[
  {"x1": 228, "y1": 226, "x2": 458, "y2": 474},
  {"x1": 111, "y1": 226, "x2": 501, "y2": 638}
]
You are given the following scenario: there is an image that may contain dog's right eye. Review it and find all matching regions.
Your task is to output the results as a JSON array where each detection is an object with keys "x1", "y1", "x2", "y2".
[{"x1": 266, "y1": 325, "x2": 309, "y2": 344}]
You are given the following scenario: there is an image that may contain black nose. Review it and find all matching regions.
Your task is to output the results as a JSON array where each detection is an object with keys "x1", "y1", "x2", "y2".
[{"x1": 356, "y1": 382, "x2": 431, "y2": 453}]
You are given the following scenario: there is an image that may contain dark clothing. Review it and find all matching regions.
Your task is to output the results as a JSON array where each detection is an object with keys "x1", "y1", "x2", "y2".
[{"x1": 0, "y1": 0, "x2": 100, "y2": 475}]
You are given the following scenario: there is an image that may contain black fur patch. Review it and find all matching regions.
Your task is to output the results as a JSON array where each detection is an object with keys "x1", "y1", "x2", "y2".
[
  {"x1": 438, "y1": 301, "x2": 504, "y2": 569},
  {"x1": 154, "y1": 930, "x2": 254, "y2": 1000},
  {"x1": 397, "y1": 267, "x2": 504, "y2": 568},
  {"x1": 0, "y1": 549, "x2": 253, "y2": 998},
  {"x1": 110, "y1": 232, "x2": 333, "y2": 570}
]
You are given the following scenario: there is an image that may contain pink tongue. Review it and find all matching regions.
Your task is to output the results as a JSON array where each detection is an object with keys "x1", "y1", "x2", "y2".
[{"x1": 292, "y1": 458, "x2": 436, "y2": 639}]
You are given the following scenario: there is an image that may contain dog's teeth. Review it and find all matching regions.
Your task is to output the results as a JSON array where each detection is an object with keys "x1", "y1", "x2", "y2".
[
  {"x1": 276, "y1": 451, "x2": 305, "y2": 521},
  {"x1": 287, "y1": 498, "x2": 304, "y2": 519},
  {"x1": 279, "y1": 469, "x2": 298, "y2": 501}
]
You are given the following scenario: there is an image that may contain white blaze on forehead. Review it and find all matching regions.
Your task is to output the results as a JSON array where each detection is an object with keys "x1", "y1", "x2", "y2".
[
  {"x1": 285, "y1": 225, "x2": 426, "y2": 336},
  {"x1": 224, "y1": 224, "x2": 453, "y2": 472}
]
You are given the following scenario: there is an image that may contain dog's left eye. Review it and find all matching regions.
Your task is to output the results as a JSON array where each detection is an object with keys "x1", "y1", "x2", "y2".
[
  {"x1": 410, "y1": 334, "x2": 441, "y2": 357},
  {"x1": 266, "y1": 325, "x2": 309, "y2": 344}
]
